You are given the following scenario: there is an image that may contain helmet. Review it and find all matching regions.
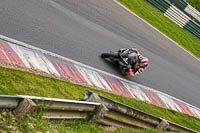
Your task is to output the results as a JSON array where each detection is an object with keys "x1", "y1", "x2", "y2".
[
  {"x1": 127, "y1": 52, "x2": 138, "y2": 67},
  {"x1": 140, "y1": 57, "x2": 149, "y2": 68}
]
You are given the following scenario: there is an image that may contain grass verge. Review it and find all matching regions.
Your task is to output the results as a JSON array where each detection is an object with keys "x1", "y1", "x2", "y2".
[
  {"x1": 0, "y1": 66, "x2": 200, "y2": 132},
  {"x1": 118, "y1": 0, "x2": 200, "y2": 58}
]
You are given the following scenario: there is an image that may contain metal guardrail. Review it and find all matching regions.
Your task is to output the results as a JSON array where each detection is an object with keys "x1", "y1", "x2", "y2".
[
  {"x1": 0, "y1": 95, "x2": 101, "y2": 120},
  {"x1": 0, "y1": 95, "x2": 22, "y2": 108},
  {"x1": 19, "y1": 95, "x2": 101, "y2": 120},
  {"x1": 84, "y1": 91, "x2": 200, "y2": 133},
  {"x1": 0, "y1": 93, "x2": 199, "y2": 132}
]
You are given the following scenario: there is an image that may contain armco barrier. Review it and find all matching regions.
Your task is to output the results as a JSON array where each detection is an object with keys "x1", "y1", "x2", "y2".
[
  {"x1": 0, "y1": 95, "x2": 22, "y2": 108},
  {"x1": 0, "y1": 93, "x2": 199, "y2": 132},
  {"x1": 147, "y1": 0, "x2": 200, "y2": 39},
  {"x1": 84, "y1": 91, "x2": 199, "y2": 133},
  {"x1": 20, "y1": 95, "x2": 101, "y2": 120},
  {"x1": 0, "y1": 95, "x2": 143, "y2": 130},
  {"x1": 0, "y1": 95, "x2": 101, "y2": 120}
]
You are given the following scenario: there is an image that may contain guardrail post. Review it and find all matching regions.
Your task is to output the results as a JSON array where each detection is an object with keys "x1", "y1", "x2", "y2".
[
  {"x1": 14, "y1": 98, "x2": 36, "y2": 116},
  {"x1": 156, "y1": 119, "x2": 169, "y2": 131},
  {"x1": 84, "y1": 91, "x2": 109, "y2": 123},
  {"x1": 92, "y1": 104, "x2": 109, "y2": 123},
  {"x1": 84, "y1": 91, "x2": 102, "y2": 103}
]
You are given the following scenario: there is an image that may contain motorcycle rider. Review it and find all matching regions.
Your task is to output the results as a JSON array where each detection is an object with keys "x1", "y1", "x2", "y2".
[{"x1": 118, "y1": 48, "x2": 149, "y2": 76}]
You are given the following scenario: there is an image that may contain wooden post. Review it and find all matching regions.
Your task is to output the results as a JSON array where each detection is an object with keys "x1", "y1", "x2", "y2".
[
  {"x1": 156, "y1": 119, "x2": 169, "y2": 131},
  {"x1": 85, "y1": 92, "x2": 109, "y2": 122},
  {"x1": 85, "y1": 92, "x2": 102, "y2": 103},
  {"x1": 14, "y1": 98, "x2": 36, "y2": 116},
  {"x1": 92, "y1": 104, "x2": 109, "y2": 123}
]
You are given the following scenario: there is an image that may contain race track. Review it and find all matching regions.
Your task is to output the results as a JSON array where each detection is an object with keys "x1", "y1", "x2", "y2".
[{"x1": 0, "y1": 0, "x2": 200, "y2": 107}]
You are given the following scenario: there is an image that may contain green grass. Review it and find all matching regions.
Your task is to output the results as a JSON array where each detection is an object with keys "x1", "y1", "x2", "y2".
[
  {"x1": 186, "y1": 0, "x2": 200, "y2": 11},
  {"x1": 0, "y1": 108, "x2": 168, "y2": 133},
  {"x1": 118, "y1": 0, "x2": 200, "y2": 58},
  {"x1": 0, "y1": 109, "x2": 163, "y2": 133},
  {"x1": 0, "y1": 108, "x2": 166, "y2": 133},
  {"x1": 0, "y1": 66, "x2": 200, "y2": 132}
]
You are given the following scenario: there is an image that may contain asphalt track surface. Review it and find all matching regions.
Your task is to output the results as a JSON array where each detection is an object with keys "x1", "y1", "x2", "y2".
[{"x1": 0, "y1": 0, "x2": 200, "y2": 108}]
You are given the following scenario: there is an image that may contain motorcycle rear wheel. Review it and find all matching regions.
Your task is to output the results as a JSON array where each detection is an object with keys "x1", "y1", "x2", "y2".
[{"x1": 101, "y1": 52, "x2": 119, "y2": 58}]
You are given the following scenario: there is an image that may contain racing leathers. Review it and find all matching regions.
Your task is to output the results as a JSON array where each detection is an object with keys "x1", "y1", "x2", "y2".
[{"x1": 118, "y1": 48, "x2": 149, "y2": 76}]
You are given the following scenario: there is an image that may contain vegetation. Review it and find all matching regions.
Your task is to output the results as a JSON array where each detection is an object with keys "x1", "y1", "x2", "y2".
[
  {"x1": 0, "y1": 66, "x2": 200, "y2": 132},
  {"x1": 0, "y1": 108, "x2": 166, "y2": 133}
]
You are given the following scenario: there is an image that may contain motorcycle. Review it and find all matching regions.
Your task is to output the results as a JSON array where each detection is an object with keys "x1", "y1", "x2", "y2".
[{"x1": 101, "y1": 49, "x2": 138, "y2": 76}]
